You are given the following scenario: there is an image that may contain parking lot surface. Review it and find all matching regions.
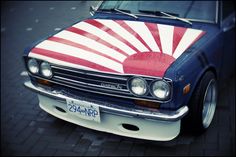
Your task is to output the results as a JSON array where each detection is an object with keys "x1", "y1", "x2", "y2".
[{"x1": 1, "y1": 1, "x2": 235, "y2": 156}]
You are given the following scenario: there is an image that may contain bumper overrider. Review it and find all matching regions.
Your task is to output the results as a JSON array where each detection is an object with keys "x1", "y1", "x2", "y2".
[{"x1": 24, "y1": 81, "x2": 188, "y2": 141}]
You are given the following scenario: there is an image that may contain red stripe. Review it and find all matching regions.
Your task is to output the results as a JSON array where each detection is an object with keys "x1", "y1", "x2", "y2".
[
  {"x1": 85, "y1": 19, "x2": 141, "y2": 53},
  {"x1": 145, "y1": 23, "x2": 162, "y2": 53},
  {"x1": 67, "y1": 27, "x2": 129, "y2": 57},
  {"x1": 172, "y1": 27, "x2": 187, "y2": 54},
  {"x1": 48, "y1": 36, "x2": 122, "y2": 63},
  {"x1": 31, "y1": 47, "x2": 119, "y2": 73},
  {"x1": 116, "y1": 20, "x2": 153, "y2": 52}
]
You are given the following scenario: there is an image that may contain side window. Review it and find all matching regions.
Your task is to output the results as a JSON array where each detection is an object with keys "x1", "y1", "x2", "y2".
[{"x1": 222, "y1": 1, "x2": 235, "y2": 20}]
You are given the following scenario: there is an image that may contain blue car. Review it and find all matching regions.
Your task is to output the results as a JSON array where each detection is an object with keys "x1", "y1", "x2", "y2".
[{"x1": 23, "y1": 1, "x2": 235, "y2": 141}]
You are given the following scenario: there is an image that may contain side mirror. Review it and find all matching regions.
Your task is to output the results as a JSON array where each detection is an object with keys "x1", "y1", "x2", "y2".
[
  {"x1": 89, "y1": 6, "x2": 96, "y2": 16},
  {"x1": 222, "y1": 12, "x2": 235, "y2": 32}
]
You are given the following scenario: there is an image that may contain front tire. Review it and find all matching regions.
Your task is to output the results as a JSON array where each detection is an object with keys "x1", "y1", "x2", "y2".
[{"x1": 183, "y1": 71, "x2": 217, "y2": 134}]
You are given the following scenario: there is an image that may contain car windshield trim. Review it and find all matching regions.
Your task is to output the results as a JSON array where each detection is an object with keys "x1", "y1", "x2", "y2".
[
  {"x1": 96, "y1": 10, "x2": 217, "y2": 24},
  {"x1": 96, "y1": 1, "x2": 219, "y2": 24}
]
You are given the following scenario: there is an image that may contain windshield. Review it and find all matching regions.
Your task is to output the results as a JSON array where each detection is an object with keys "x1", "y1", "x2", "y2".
[{"x1": 98, "y1": 1, "x2": 217, "y2": 23}]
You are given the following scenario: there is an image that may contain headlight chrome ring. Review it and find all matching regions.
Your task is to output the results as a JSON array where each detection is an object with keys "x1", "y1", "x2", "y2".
[
  {"x1": 27, "y1": 58, "x2": 39, "y2": 74},
  {"x1": 151, "y1": 80, "x2": 171, "y2": 100},
  {"x1": 40, "y1": 62, "x2": 53, "y2": 78},
  {"x1": 128, "y1": 77, "x2": 148, "y2": 96}
]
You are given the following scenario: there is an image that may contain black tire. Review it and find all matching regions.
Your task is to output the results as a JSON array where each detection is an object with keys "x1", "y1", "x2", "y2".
[{"x1": 182, "y1": 71, "x2": 217, "y2": 135}]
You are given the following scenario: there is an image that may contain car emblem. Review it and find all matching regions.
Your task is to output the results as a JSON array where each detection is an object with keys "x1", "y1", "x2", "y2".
[{"x1": 100, "y1": 83, "x2": 123, "y2": 90}]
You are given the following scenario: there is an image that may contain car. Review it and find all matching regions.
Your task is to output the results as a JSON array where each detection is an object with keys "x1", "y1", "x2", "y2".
[{"x1": 23, "y1": 1, "x2": 235, "y2": 141}]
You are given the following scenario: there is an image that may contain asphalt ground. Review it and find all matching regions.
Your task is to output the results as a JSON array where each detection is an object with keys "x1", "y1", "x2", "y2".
[{"x1": 1, "y1": 1, "x2": 235, "y2": 156}]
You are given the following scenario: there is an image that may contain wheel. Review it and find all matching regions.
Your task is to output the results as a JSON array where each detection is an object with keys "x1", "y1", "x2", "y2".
[{"x1": 182, "y1": 71, "x2": 217, "y2": 134}]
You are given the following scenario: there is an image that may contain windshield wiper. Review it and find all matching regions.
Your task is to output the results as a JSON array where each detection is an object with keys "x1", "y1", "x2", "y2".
[
  {"x1": 160, "y1": 11, "x2": 192, "y2": 26},
  {"x1": 114, "y1": 8, "x2": 138, "y2": 19},
  {"x1": 98, "y1": 8, "x2": 138, "y2": 19},
  {"x1": 139, "y1": 10, "x2": 192, "y2": 26}
]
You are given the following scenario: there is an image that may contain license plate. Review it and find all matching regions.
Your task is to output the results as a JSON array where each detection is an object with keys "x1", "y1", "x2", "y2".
[{"x1": 66, "y1": 98, "x2": 100, "y2": 123}]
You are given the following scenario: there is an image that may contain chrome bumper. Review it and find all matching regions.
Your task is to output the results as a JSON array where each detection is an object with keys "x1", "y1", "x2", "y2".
[{"x1": 24, "y1": 81, "x2": 188, "y2": 121}]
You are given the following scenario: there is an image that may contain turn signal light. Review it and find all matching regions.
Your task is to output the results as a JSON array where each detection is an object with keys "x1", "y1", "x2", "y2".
[
  {"x1": 37, "y1": 79, "x2": 53, "y2": 86},
  {"x1": 183, "y1": 83, "x2": 191, "y2": 95},
  {"x1": 134, "y1": 100, "x2": 160, "y2": 109}
]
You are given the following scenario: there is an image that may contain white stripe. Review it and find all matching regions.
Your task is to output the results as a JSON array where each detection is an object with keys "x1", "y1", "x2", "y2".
[
  {"x1": 125, "y1": 21, "x2": 160, "y2": 52},
  {"x1": 96, "y1": 19, "x2": 149, "y2": 52},
  {"x1": 74, "y1": 21, "x2": 137, "y2": 55},
  {"x1": 173, "y1": 29, "x2": 203, "y2": 59},
  {"x1": 29, "y1": 53, "x2": 97, "y2": 71},
  {"x1": 158, "y1": 24, "x2": 174, "y2": 56},
  {"x1": 54, "y1": 30, "x2": 126, "y2": 62},
  {"x1": 35, "y1": 40, "x2": 124, "y2": 73}
]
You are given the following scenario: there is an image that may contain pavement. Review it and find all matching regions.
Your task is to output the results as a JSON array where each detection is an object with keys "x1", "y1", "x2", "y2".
[{"x1": 1, "y1": 1, "x2": 235, "y2": 156}]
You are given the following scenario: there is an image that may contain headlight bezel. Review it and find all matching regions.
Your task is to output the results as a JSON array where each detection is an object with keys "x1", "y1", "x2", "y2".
[
  {"x1": 127, "y1": 77, "x2": 149, "y2": 96},
  {"x1": 127, "y1": 76, "x2": 172, "y2": 101},
  {"x1": 150, "y1": 79, "x2": 171, "y2": 100},
  {"x1": 27, "y1": 58, "x2": 39, "y2": 74},
  {"x1": 26, "y1": 57, "x2": 53, "y2": 79}
]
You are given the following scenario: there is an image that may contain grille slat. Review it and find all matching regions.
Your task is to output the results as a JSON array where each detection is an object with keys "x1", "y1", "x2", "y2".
[
  {"x1": 53, "y1": 76, "x2": 130, "y2": 93},
  {"x1": 51, "y1": 65, "x2": 128, "y2": 81},
  {"x1": 52, "y1": 77, "x2": 133, "y2": 96},
  {"x1": 53, "y1": 71, "x2": 128, "y2": 89}
]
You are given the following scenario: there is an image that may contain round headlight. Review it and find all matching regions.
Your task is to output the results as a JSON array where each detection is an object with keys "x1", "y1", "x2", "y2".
[
  {"x1": 151, "y1": 80, "x2": 170, "y2": 99},
  {"x1": 40, "y1": 62, "x2": 52, "y2": 78},
  {"x1": 129, "y1": 77, "x2": 147, "y2": 96},
  {"x1": 27, "y1": 58, "x2": 39, "y2": 74}
]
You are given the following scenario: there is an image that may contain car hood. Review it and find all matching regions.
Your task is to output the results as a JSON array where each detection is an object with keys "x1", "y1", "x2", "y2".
[{"x1": 28, "y1": 19, "x2": 205, "y2": 77}]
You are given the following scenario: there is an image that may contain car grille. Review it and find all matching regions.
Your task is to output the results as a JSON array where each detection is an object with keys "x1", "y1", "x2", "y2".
[{"x1": 49, "y1": 64, "x2": 171, "y2": 102}]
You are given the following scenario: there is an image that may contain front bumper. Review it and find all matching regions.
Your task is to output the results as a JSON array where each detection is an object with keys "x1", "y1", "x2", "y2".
[{"x1": 24, "y1": 81, "x2": 188, "y2": 141}]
